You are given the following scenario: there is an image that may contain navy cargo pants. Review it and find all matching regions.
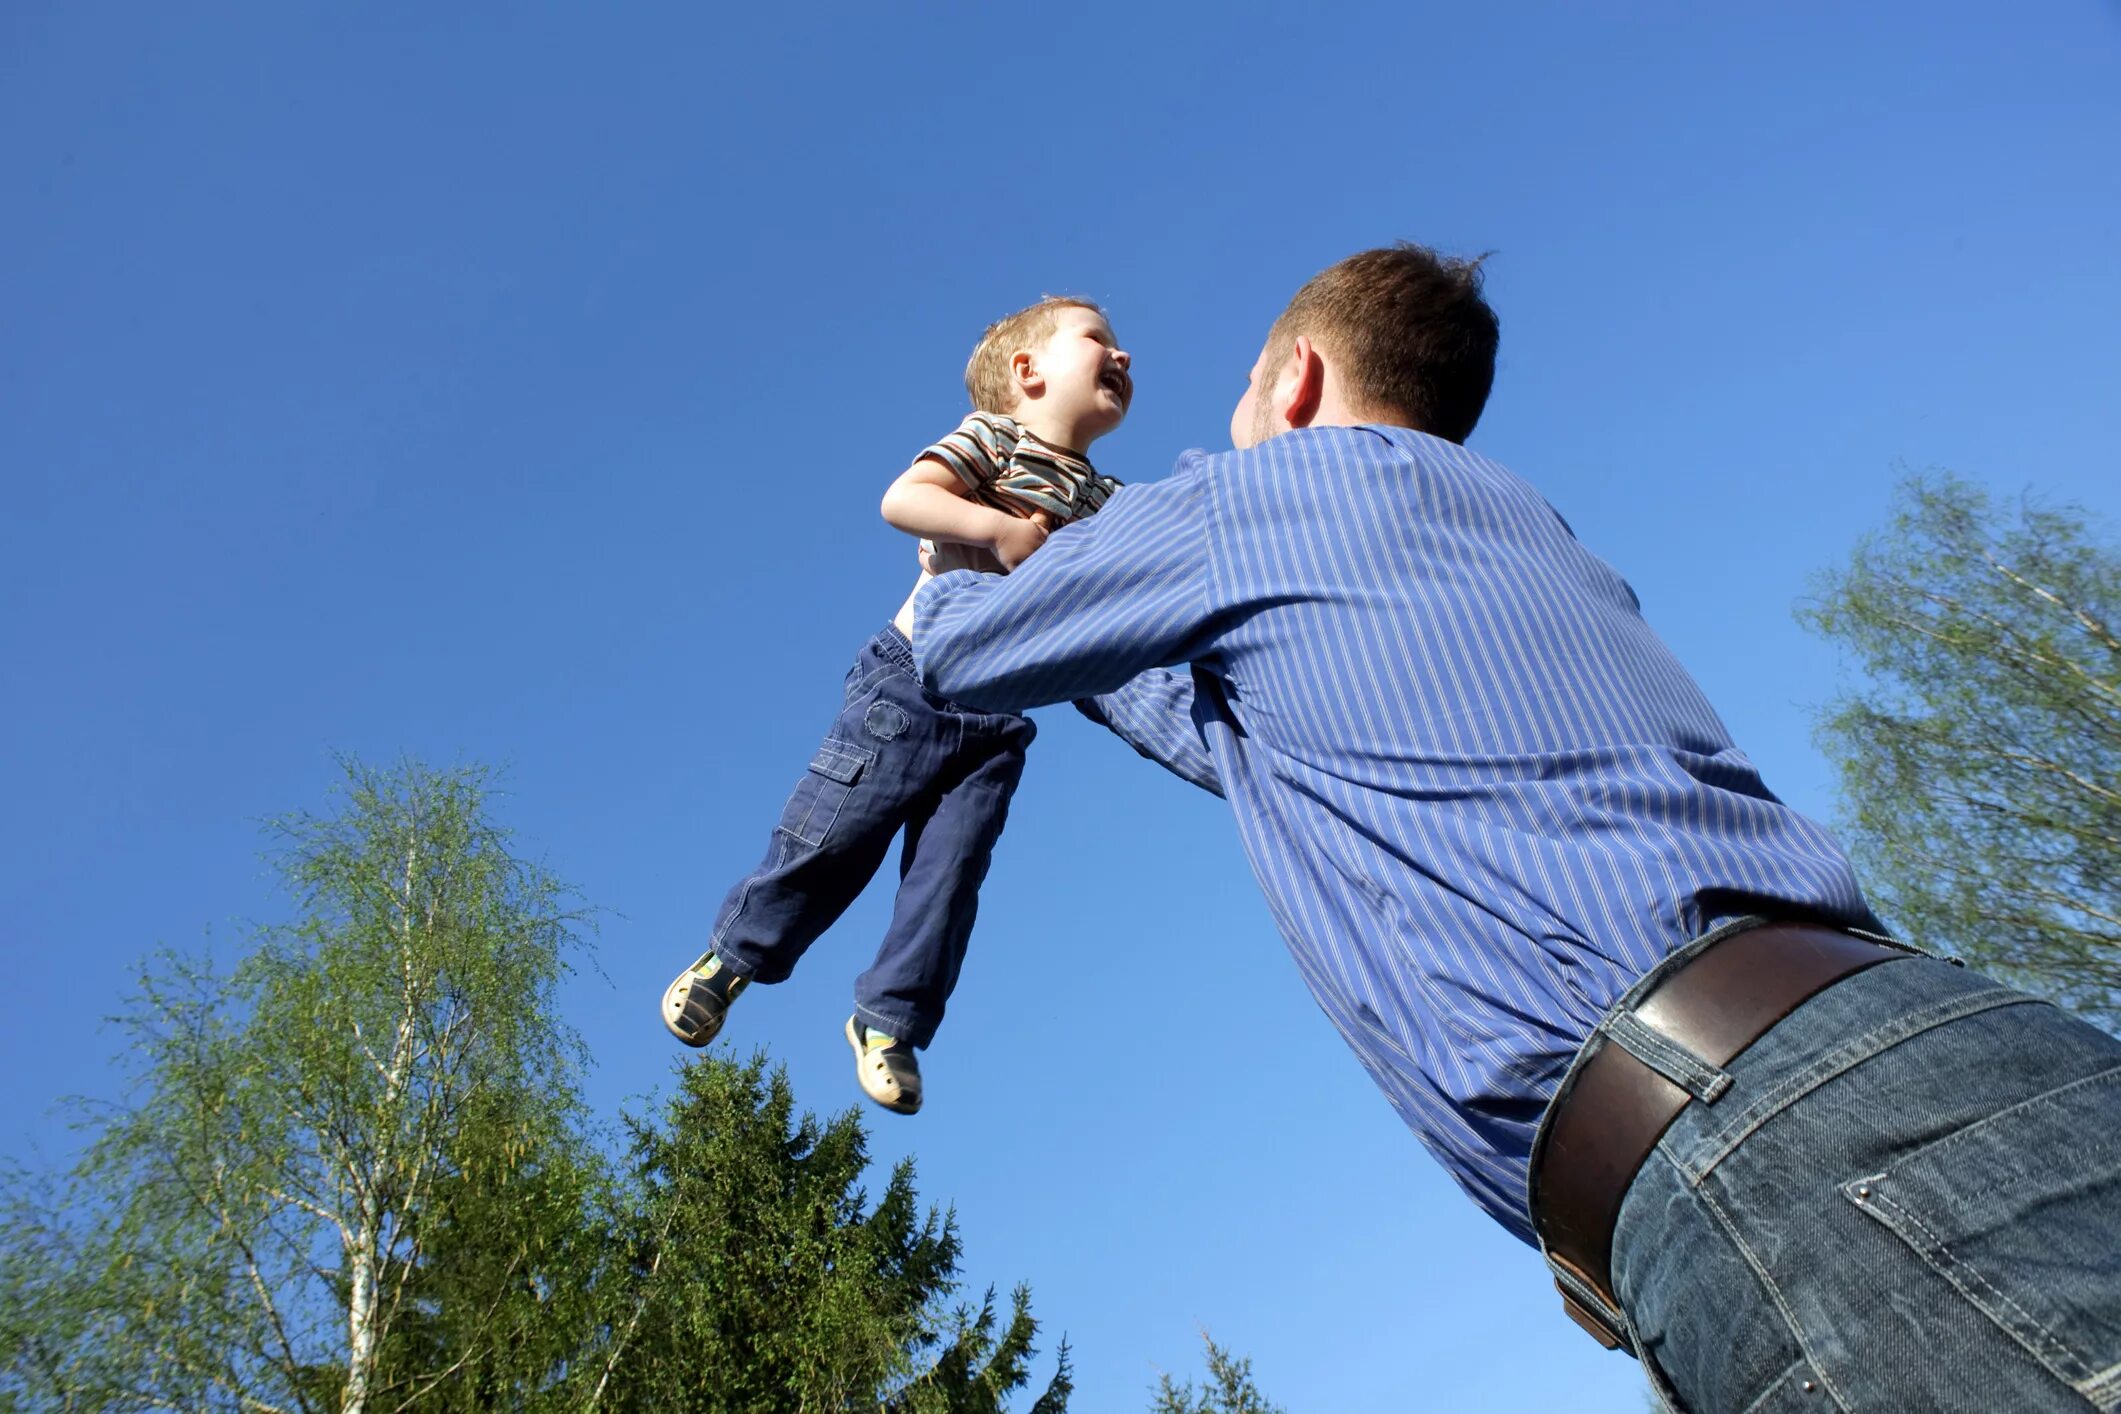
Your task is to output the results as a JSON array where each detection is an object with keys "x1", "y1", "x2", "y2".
[{"x1": 705, "y1": 624, "x2": 1035, "y2": 1048}]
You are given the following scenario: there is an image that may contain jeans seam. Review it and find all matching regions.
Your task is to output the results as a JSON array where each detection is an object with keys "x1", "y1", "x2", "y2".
[
  {"x1": 852, "y1": 1000, "x2": 928, "y2": 1048},
  {"x1": 712, "y1": 799, "x2": 798, "y2": 954},
  {"x1": 708, "y1": 948, "x2": 758, "y2": 982},
  {"x1": 1857, "y1": 1182, "x2": 2091, "y2": 1385},
  {"x1": 1529, "y1": 915, "x2": 1795, "y2": 1223},
  {"x1": 777, "y1": 797, "x2": 841, "y2": 851},
  {"x1": 1880, "y1": 1060, "x2": 2121, "y2": 1172},
  {"x1": 1697, "y1": 1181, "x2": 1853, "y2": 1412},
  {"x1": 1737, "y1": 1358, "x2": 1817, "y2": 1414},
  {"x1": 815, "y1": 736, "x2": 877, "y2": 773},
  {"x1": 1681, "y1": 987, "x2": 2038, "y2": 1183},
  {"x1": 709, "y1": 874, "x2": 760, "y2": 951},
  {"x1": 2082, "y1": 1361, "x2": 2121, "y2": 1411},
  {"x1": 871, "y1": 623, "x2": 918, "y2": 676}
]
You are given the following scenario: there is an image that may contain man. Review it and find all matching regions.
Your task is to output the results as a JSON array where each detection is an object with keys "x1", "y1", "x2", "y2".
[{"x1": 912, "y1": 245, "x2": 2121, "y2": 1410}]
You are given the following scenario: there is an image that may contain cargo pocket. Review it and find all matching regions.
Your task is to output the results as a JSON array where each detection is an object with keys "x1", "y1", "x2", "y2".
[
  {"x1": 1843, "y1": 1063, "x2": 2121, "y2": 1411},
  {"x1": 774, "y1": 739, "x2": 871, "y2": 850}
]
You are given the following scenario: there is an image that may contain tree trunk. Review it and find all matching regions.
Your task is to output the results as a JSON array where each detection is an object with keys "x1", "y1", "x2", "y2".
[{"x1": 345, "y1": 1206, "x2": 377, "y2": 1414}]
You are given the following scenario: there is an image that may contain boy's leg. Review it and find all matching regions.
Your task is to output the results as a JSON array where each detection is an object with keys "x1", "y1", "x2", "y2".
[
  {"x1": 851, "y1": 707, "x2": 1036, "y2": 1052},
  {"x1": 670, "y1": 632, "x2": 950, "y2": 1042}
]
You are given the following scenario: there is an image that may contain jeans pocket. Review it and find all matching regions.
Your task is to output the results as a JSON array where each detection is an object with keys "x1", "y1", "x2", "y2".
[
  {"x1": 1844, "y1": 1063, "x2": 2121, "y2": 1410},
  {"x1": 1721, "y1": 1358, "x2": 1840, "y2": 1414},
  {"x1": 774, "y1": 738, "x2": 872, "y2": 849},
  {"x1": 1642, "y1": 1355, "x2": 1839, "y2": 1414}
]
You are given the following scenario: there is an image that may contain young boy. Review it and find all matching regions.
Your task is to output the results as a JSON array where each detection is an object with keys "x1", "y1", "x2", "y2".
[{"x1": 662, "y1": 298, "x2": 1132, "y2": 1114}]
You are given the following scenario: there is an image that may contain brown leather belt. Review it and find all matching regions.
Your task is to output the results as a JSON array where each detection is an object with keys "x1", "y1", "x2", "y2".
[{"x1": 1528, "y1": 922, "x2": 1910, "y2": 1349}]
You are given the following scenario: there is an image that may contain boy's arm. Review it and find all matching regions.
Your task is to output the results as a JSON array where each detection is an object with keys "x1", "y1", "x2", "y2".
[
  {"x1": 913, "y1": 454, "x2": 1219, "y2": 712},
  {"x1": 1074, "y1": 669, "x2": 1224, "y2": 798},
  {"x1": 882, "y1": 459, "x2": 1048, "y2": 570}
]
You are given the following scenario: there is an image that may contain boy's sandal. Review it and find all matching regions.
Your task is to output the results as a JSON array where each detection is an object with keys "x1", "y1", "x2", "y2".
[
  {"x1": 662, "y1": 954, "x2": 742, "y2": 1048},
  {"x1": 845, "y1": 1016, "x2": 922, "y2": 1115}
]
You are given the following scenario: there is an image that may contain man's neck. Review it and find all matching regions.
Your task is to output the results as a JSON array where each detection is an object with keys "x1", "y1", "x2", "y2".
[{"x1": 1298, "y1": 379, "x2": 1380, "y2": 433}]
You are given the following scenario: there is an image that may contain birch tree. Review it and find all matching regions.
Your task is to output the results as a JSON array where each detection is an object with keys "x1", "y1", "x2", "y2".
[
  {"x1": 1, "y1": 759, "x2": 1074, "y2": 1413},
  {"x1": 0, "y1": 759, "x2": 597, "y2": 1412},
  {"x1": 1802, "y1": 473, "x2": 2121, "y2": 1026}
]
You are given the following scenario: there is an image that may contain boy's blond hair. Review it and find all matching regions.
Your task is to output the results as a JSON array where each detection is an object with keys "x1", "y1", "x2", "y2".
[{"x1": 964, "y1": 296, "x2": 1106, "y2": 414}]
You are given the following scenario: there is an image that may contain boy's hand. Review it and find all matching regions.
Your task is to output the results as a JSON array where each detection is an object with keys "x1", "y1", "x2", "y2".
[{"x1": 989, "y1": 512, "x2": 1055, "y2": 572}]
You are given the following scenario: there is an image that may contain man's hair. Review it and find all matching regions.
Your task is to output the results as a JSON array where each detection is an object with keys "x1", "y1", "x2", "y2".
[
  {"x1": 1263, "y1": 244, "x2": 1498, "y2": 444},
  {"x1": 964, "y1": 296, "x2": 1105, "y2": 413}
]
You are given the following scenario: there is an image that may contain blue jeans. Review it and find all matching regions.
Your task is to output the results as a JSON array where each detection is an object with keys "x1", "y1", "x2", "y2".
[
  {"x1": 707, "y1": 625, "x2": 1034, "y2": 1049},
  {"x1": 1597, "y1": 947, "x2": 2121, "y2": 1411}
]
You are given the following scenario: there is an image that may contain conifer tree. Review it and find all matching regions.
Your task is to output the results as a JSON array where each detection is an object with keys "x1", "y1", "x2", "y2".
[
  {"x1": 581, "y1": 1053, "x2": 1069, "y2": 1412},
  {"x1": 1151, "y1": 1335, "x2": 1284, "y2": 1414},
  {"x1": 0, "y1": 759, "x2": 1071, "y2": 1413}
]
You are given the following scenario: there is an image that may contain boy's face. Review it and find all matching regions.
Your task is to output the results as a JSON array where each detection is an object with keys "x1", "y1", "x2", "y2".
[{"x1": 1020, "y1": 306, "x2": 1131, "y2": 441}]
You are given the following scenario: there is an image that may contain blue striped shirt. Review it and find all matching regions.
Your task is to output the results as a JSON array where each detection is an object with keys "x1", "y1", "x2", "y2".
[{"x1": 912, "y1": 425, "x2": 1879, "y2": 1243}]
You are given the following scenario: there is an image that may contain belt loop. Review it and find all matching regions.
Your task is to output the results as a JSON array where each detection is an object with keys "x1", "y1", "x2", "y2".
[
  {"x1": 1603, "y1": 1009, "x2": 1733, "y2": 1105},
  {"x1": 1545, "y1": 1250, "x2": 1636, "y2": 1354}
]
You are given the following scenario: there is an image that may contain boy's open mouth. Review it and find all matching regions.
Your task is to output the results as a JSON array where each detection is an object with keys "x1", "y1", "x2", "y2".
[{"x1": 1100, "y1": 368, "x2": 1130, "y2": 402}]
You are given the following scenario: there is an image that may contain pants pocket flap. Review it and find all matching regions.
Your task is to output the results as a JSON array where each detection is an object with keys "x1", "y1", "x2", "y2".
[{"x1": 809, "y1": 740, "x2": 871, "y2": 785}]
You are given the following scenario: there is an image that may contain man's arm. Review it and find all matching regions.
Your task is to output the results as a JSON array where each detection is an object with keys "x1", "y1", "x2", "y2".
[
  {"x1": 913, "y1": 453, "x2": 1218, "y2": 712},
  {"x1": 916, "y1": 472, "x2": 1224, "y2": 794},
  {"x1": 1075, "y1": 668, "x2": 1224, "y2": 798}
]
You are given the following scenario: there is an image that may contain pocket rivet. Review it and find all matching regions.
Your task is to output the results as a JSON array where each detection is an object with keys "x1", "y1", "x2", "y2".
[
  {"x1": 1802, "y1": 1379, "x2": 1816, "y2": 1393},
  {"x1": 1855, "y1": 1186, "x2": 1870, "y2": 1200}
]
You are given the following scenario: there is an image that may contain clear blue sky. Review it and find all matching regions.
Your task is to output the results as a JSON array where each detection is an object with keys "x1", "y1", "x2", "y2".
[{"x1": 4, "y1": 3, "x2": 2118, "y2": 1408}]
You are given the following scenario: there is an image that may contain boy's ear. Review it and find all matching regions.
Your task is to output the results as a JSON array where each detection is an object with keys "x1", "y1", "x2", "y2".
[
  {"x1": 1010, "y1": 349, "x2": 1043, "y2": 397},
  {"x1": 1277, "y1": 335, "x2": 1325, "y2": 429}
]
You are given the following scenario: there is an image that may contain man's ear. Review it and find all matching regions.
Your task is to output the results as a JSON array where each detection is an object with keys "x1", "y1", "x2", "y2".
[
  {"x1": 1276, "y1": 335, "x2": 1326, "y2": 429},
  {"x1": 1011, "y1": 350, "x2": 1043, "y2": 399}
]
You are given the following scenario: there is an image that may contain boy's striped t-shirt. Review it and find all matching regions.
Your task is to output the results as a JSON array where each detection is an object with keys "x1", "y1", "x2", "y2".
[{"x1": 918, "y1": 412, "x2": 1122, "y2": 526}]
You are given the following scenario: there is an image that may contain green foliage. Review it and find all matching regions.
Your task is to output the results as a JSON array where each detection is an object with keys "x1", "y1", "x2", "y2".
[
  {"x1": 1802, "y1": 473, "x2": 2121, "y2": 1025},
  {"x1": 0, "y1": 757, "x2": 1069, "y2": 1414},
  {"x1": 1150, "y1": 1334, "x2": 1283, "y2": 1414},
  {"x1": 0, "y1": 758, "x2": 597, "y2": 1412},
  {"x1": 578, "y1": 1052, "x2": 1069, "y2": 1412}
]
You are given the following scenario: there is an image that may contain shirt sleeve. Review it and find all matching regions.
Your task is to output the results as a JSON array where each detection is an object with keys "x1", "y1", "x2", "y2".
[
  {"x1": 917, "y1": 412, "x2": 1016, "y2": 493},
  {"x1": 1074, "y1": 668, "x2": 1224, "y2": 798},
  {"x1": 912, "y1": 452, "x2": 1218, "y2": 712}
]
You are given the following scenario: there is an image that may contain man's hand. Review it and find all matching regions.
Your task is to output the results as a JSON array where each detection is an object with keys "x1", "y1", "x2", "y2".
[
  {"x1": 989, "y1": 513, "x2": 1053, "y2": 571},
  {"x1": 922, "y1": 539, "x2": 1005, "y2": 575},
  {"x1": 923, "y1": 512, "x2": 1060, "y2": 576}
]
